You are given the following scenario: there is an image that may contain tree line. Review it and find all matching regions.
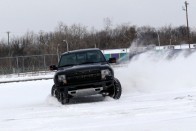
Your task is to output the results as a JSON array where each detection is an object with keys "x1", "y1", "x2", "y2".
[{"x1": 0, "y1": 21, "x2": 196, "y2": 57}]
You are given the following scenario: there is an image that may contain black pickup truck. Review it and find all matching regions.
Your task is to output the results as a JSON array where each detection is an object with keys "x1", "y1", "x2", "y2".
[{"x1": 50, "y1": 48, "x2": 122, "y2": 104}]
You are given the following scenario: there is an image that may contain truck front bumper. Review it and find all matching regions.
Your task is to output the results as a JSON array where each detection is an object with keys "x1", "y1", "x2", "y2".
[{"x1": 58, "y1": 80, "x2": 114, "y2": 97}]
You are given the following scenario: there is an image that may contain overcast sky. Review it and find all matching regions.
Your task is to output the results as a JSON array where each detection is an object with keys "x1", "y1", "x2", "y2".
[{"x1": 0, "y1": 0, "x2": 196, "y2": 39}]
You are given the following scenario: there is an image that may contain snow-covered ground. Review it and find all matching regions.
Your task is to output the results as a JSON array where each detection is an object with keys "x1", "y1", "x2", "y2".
[
  {"x1": 1, "y1": 50, "x2": 196, "y2": 131},
  {"x1": 0, "y1": 71, "x2": 54, "y2": 83}
]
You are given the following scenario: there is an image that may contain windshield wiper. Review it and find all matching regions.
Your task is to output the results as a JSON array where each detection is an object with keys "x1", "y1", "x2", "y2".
[
  {"x1": 81, "y1": 61, "x2": 97, "y2": 64},
  {"x1": 59, "y1": 64, "x2": 75, "y2": 67}
]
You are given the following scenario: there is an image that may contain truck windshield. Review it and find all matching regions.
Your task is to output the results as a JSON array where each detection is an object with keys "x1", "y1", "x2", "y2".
[{"x1": 58, "y1": 50, "x2": 106, "y2": 67}]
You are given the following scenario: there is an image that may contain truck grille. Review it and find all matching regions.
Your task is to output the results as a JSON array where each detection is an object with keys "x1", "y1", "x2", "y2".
[{"x1": 67, "y1": 69, "x2": 101, "y2": 84}]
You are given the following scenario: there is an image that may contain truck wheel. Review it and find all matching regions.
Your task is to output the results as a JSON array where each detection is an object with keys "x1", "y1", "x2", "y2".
[
  {"x1": 61, "y1": 98, "x2": 69, "y2": 105},
  {"x1": 112, "y1": 78, "x2": 122, "y2": 99},
  {"x1": 51, "y1": 85, "x2": 56, "y2": 96},
  {"x1": 60, "y1": 93, "x2": 69, "y2": 105},
  {"x1": 56, "y1": 90, "x2": 61, "y2": 102}
]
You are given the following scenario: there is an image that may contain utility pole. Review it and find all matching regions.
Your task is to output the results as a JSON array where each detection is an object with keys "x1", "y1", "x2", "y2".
[
  {"x1": 57, "y1": 44, "x2": 60, "y2": 61},
  {"x1": 6, "y1": 31, "x2": 10, "y2": 46},
  {"x1": 6, "y1": 31, "x2": 11, "y2": 56},
  {"x1": 154, "y1": 30, "x2": 161, "y2": 50},
  {"x1": 183, "y1": 1, "x2": 190, "y2": 48},
  {"x1": 63, "y1": 40, "x2": 69, "y2": 52}
]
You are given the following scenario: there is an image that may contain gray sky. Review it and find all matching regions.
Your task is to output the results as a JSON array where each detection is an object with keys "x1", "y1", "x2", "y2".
[{"x1": 0, "y1": 0, "x2": 196, "y2": 39}]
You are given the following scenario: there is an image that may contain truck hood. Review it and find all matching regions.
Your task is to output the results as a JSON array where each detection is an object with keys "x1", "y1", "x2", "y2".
[{"x1": 56, "y1": 63, "x2": 112, "y2": 75}]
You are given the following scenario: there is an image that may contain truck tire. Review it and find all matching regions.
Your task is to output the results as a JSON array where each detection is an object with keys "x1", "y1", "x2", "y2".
[
  {"x1": 60, "y1": 92, "x2": 69, "y2": 105},
  {"x1": 51, "y1": 85, "x2": 56, "y2": 96},
  {"x1": 112, "y1": 78, "x2": 122, "y2": 99}
]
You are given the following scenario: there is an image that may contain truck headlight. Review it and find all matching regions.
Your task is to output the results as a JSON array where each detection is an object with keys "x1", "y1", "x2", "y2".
[
  {"x1": 58, "y1": 75, "x2": 67, "y2": 84},
  {"x1": 101, "y1": 69, "x2": 111, "y2": 79}
]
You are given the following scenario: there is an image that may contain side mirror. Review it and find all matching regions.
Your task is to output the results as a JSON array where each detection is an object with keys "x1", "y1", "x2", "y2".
[
  {"x1": 49, "y1": 65, "x2": 58, "y2": 71},
  {"x1": 108, "y1": 57, "x2": 116, "y2": 63}
]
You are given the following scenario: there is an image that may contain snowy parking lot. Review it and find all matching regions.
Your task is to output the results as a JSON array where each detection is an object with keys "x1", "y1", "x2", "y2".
[{"x1": 1, "y1": 50, "x2": 196, "y2": 131}]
